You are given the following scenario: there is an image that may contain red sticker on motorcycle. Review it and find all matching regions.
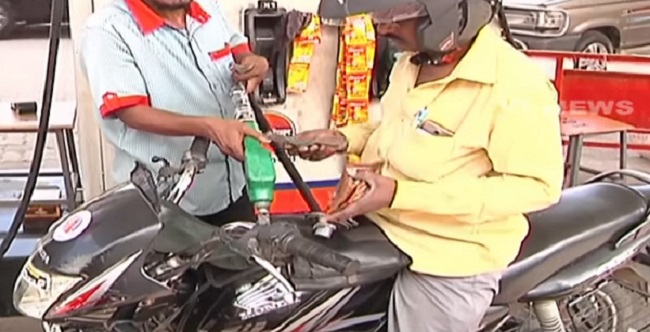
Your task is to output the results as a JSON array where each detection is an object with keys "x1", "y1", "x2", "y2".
[{"x1": 52, "y1": 210, "x2": 92, "y2": 242}]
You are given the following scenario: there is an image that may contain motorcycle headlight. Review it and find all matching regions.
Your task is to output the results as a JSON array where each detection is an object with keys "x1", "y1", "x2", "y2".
[
  {"x1": 506, "y1": 8, "x2": 569, "y2": 37},
  {"x1": 15, "y1": 250, "x2": 143, "y2": 320},
  {"x1": 13, "y1": 261, "x2": 82, "y2": 319}
]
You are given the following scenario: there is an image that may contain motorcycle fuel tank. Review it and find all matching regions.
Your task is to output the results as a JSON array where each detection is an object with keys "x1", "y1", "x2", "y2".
[
  {"x1": 31, "y1": 183, "x2": 161, "y2": 277},
  {"x1": 13, "y1": 181, "x2": 173, "y2": 320}
]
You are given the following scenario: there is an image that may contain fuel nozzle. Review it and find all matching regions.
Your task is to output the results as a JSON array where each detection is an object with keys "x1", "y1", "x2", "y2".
[
  {"x1": 314, "y1": 222, "x2": 336, "y2": 238},
  {"x1": 307, "y1": 213, "x2": 337, "y2": 238},
  {"x1": 256, "y1": 202, "x2": 272, "y2": 225},
  {"x1": 230, "y1": 84, "x2": 277, "y2": 225}
]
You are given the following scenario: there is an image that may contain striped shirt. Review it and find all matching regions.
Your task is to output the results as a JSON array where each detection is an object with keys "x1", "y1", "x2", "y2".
[{"x1": 79, "y1": 0, "x2": 251, "y2": 215}]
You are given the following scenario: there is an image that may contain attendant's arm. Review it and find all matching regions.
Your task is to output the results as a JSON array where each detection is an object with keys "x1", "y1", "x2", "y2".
[
  {"x1": 79, "y1": 26, "x2": 209, "y2": 137},
  {"x1": 390, "y1": 82, "x2": 564, "y2": 223}
]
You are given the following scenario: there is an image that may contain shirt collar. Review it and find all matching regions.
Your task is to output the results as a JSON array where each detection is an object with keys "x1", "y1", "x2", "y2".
[
  {"x1": 125, "y1": 0, "x2": 211, "y2": 34},
  {"x1": 450, "y1": 25, "x2": 499, "y2": 84}
]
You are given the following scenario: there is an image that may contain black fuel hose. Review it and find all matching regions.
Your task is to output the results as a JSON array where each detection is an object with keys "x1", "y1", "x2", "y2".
[
  {"x1": 281, "y1": 232, "x2": 360, "y2": 275},
  {"x1": 248, "y1": 95, "x2": 322, "y2": 213},
  {"x1": 0, "y1": 0, "x2": 65, "y2": 261},
  {"x1": 255, "y1": 222, "x2": 360, "y2": 275}
]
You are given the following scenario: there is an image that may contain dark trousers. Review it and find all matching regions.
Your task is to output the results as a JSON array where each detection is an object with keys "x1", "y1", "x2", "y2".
[{"x1": 196, "y1": 190, "x2": 256, "y2": 227}]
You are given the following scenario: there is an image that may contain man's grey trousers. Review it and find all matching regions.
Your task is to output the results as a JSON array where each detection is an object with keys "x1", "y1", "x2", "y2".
[{"x1": 388, "y1": 269, "x2": 502, "y2": 332}]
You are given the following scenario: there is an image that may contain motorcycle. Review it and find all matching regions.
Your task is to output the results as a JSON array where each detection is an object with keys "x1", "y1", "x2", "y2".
[{"x1": 12, "y1": 136, "x2": 650, "y2": 332}]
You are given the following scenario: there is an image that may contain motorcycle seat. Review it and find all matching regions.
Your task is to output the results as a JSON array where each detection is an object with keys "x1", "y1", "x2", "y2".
[
  {"x1": 494, "y1": 182, "x2": 647, "y2": 304},
  {"x1": 630, "y1": 184, "x2": 650, "y2": 202},
  {"x1": 289, "y1": 216, "x2": 412, "y2": 291}
]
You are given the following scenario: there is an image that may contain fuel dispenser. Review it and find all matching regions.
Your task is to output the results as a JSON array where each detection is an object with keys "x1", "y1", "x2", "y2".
[{"x1": 243, "y1": 0, "x2": 288, "y2": 105}]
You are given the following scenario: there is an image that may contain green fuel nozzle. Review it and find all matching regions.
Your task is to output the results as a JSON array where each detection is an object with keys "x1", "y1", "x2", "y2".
[{"x1": 231, "y1": 84, "x2": 276, "y2": 224}]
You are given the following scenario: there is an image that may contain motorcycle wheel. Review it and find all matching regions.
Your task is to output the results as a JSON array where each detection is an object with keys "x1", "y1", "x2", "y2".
[
  {"x1": 564, "y1": 283, "x2": 623, "y2": 332},
  {"x1": 572, "y1": 281, "x2": 650, "y2": 332}
]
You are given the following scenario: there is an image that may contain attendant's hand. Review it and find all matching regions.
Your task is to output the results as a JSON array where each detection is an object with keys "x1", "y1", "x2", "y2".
[
  {"x1": 201, "y1": 118, "x2": 268, "y2": 161},
  {"x1": 232, "y1": 54, "x2": 269, "y2": 93}
]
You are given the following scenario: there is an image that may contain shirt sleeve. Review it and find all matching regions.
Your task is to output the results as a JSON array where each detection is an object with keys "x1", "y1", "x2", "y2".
[
  {"x1": 338, "y1": 121, "x2": 380, "y2": 156},
  {"x1": 390, "y1": 81, "x2": 565, "y2": 223},
  {"x1": 210, "y1": 1, "x2": 250, "y2": 55},
  {"x1": 79, "y1": 26, "x2": 150, "y2": 119}
]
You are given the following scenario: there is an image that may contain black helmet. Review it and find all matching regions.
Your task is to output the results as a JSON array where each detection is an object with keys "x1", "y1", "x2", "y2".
[{"x1": 318, "y1": 0, "x2": 497, "y2": 61}]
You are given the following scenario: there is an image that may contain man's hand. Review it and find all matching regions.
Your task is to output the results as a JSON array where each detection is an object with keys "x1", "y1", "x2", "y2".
[
  {"x1": 232, "y1": 54, "x2": 269, "y2": 93},
  {"x1": 283, "y1": 129, "x2": 349, "y2": 161},
  {"x1": 201, "y1": 118, "x2": 269, "y2": 161},
  {"x1": 326, "y1": 169, "x2": 397, "y2": 223}
]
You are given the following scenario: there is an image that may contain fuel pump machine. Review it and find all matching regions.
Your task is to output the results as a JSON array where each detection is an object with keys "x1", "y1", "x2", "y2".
[{"x1": 243, "y1": 0, "x2": 288, "y2": 105}]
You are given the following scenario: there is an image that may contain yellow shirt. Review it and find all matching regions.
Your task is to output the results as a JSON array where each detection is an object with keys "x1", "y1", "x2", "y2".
[{"x1": 339, "y1": 26, "x2": 564, "y2": 277}]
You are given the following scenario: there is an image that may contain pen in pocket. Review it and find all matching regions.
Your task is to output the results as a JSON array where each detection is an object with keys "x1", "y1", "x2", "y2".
[{"x1": 417, "y1": 120, "x2": 454, "y2": 137}]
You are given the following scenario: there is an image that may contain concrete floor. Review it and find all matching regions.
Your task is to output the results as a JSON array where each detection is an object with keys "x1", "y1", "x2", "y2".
[{"x1": 0, "y1": 317, "x2": 41, "y2": 331}]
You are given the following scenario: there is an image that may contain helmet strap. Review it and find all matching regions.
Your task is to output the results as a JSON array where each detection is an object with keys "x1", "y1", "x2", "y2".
[{"x1": 409, "y1": 45, "x2": 469, "y2": 66}]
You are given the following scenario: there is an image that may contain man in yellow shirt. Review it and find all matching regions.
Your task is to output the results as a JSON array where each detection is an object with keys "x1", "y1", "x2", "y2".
[{"x1": 286, "y1": 0, "x2": 565, "y2": 331}]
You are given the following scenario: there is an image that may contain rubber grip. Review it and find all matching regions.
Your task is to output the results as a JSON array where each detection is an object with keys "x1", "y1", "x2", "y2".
[
  {"x1": 282, "y1": 235, "x2": 361, "y2": 275},
  {"x1": 190, "y1": 137, "x2": 210, "y2": 159}
]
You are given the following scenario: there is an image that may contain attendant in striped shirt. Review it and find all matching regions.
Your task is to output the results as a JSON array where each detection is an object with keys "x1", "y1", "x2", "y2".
[{"x1": 80, "y1": 0, "x2": 269, "y2": 226}]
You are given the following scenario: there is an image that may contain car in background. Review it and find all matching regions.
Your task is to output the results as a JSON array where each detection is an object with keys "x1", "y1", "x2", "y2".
[
  {"x1": 0, "y1": 0, "x2": 69, "y2": 38},
  {"x1": 503, "y1": 0, "x2": 650, "y2": 56}
]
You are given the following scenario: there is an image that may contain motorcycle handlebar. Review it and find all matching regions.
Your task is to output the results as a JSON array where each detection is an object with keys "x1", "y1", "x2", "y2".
[
  {"x1": 282, "y1": 234, "x2": 361, "y2": 275},
  {"x1": 255, "y1": 223, "x2": 361, "y2": 276},
  {"x1": 160, "y1": 137, "x2": 209, "y2": 203}
]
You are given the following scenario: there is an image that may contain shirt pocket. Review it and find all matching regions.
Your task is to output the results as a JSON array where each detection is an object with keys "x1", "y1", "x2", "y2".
[
  {"x1": 387, "y1": 126, "x2": 457, "y2": 182},
  {"x1": 208, "y1": 44, "x2": 235, "y2": 75}
]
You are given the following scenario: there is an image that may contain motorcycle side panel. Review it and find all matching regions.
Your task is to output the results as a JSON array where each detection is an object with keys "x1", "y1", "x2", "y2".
[
  {"x1": 31, "y1": 183, "x2": 179, "y2": 323},
  {"x1": 197, "y1": 273, "x2": 393, "y2": 332}
]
